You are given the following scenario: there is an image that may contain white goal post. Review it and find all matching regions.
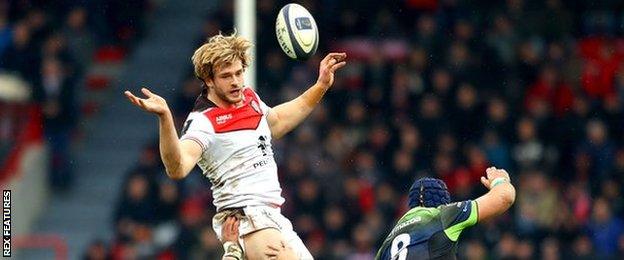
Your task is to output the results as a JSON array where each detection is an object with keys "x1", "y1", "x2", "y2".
[{"x1": 235, "y1": 0, "x2": 256, "y2": 90}]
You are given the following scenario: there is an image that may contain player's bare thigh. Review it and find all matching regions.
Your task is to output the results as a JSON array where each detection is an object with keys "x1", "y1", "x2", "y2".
[{"x1": 243, "y1": 228, "x2": 298, "y2": 260}]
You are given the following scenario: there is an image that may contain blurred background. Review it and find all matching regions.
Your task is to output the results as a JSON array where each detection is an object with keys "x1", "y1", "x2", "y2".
[{"x1": 1, "y1": 0, "x2": 624, "y2": 259}]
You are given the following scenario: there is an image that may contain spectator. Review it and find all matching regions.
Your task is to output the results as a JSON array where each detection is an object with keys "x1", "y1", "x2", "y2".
[
  {"x1": 580, "y1": 39, "x2": 621, "y2": 100},
  {"x1": 524, "y1": 64, "x2": 574, "y2": 118},
  {"x1": 462, "y1": 239, "x2": 487, "y2": 260},
  {"x1": 114, "y1": 174, "x2": 156, "y2": 225},
  {"x1": 577, "y1": 119, "x2": 616, "y2": 185},
  {"x1": 35, "y1": 58, "x2": 78, "y2": 190},
  {"x1": 63, "y1": 7, "x2": 94, "y2": 69},
  {"x1": 83, "y1": 240, "x2": 109, "y2": 260},
  {"x1": 495, "y1": 232, "x2": 518, "y2": 259},
  {"x1": 387, "y1": 148, "x2": 416, "y2": 191},
  {"x1": 429, "y1": 68, "x2": 454, "y2": 107},
  {"x1": 1, "y1": 22, "x2": 37, "y2": 79},
  {"x1": 515, "y1": 171, "x2": 559, "y2": 236},
  {"x1": 0, "y1": 12, "x2": 11, "y2": 57},
  {"x1": 323, "y1": 205, "x2": 349, "y2": 243},
  {"x1": 600, "y1": 179, "x2": 623, "y2": 216},
  {"x1": 481, "y1": 130, "x2": 512, "y2": 170},
  {"x1": 154, "y1": 180, "x2": 181, "y2": 224},
  {"x1": 535, "y1": 0, "x2": 573, "y2": 40},
  {"x1": 487, "y1": 15, "x2": 519, "y2": 66},
  {"x1": 485, "y1": 97, "x2": 515, "y2": 141},
  {"x1": 513, "y1": 117, "x2": 547, "y2": 170},
  {"x1": 570, "y1": 235, "x2": 595, "y2": 259},
  {"x1": 292, "y1": 177, "x2": 325, "y2": 218},
  {"x1": 451, "y1": 83, "x2": 483, "y2": 143},
  {"x1": 541, "y1": 236, "x2": 562, "y2": 260},
  {"x1": 417, "y1": 94, "x2": 447, "y2": 147},
  {"x1": 587, "y1": 197, "x2": 624, "y2": 258},
  {"x1": 347, "y1": 224, "x2": 376, "y2": 260},
  {"x1": 516, "y1": 239, "x2": 536, "y2": 260},
  {"x1": 410, "y1": 15, "x2": 444, "y2": 58}
]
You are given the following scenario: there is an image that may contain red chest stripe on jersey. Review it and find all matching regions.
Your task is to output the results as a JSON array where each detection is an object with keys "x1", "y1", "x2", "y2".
[{"x1": 204, "y1": 89, "x2": 264, "y2": 133}]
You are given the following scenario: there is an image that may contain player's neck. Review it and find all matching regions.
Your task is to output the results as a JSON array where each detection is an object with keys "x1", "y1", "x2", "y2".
[{"x1": 207, "y1": 91, "x2": 244, "y2": 109}]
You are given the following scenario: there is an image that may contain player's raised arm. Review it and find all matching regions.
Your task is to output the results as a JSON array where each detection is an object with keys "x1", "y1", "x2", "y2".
[
  {"x1": 267, "y1": 52, "x2": 347, "y2": 139},
  {"x1": 475, "y1": 167, "x2": 516, "y2": 222},
  {"x1": 124, "y1": 88, "x2": 202, "y2": 179}
]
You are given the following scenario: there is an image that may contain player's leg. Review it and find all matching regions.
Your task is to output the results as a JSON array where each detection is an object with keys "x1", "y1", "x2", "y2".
[
  {"x1": 275, "y1": 230, "x2": 312, "y2": 259},
  {"x1": 242, "y1": 228, "x2": 298, "y2": 259},
  {"x1": 241, "y1": 206, "x2": 312, "y2": 259},
  {"x1": 272, "y1": 212, "x2": 313, "y2": 260},
  {"x1": 214, "y1": 206, "x2": 311, "y2": 259}
]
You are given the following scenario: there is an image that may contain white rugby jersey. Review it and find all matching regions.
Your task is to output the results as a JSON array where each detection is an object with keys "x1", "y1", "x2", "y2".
[{"x1": 180, "y1": 87, "x2": 284, "y2": 211}]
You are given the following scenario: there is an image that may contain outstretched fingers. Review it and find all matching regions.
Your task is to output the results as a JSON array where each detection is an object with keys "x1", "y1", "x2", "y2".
[
  {"x1": 322, "y1": 52, "x2": 347, "y2": 66},
  {"x1": 330, "y1": 61, "x2": 347, "y2": 72},
  {"x1": 328, "y1": 52, "x2": 346, "y2": 59},
  {"x1": 480, "y1": 176, "x2": 491, "y2": 188},
  {"x1": 141, "y1": 87, "x2": 155, "y2": 98},
  {"x1": 124, "y1": 91, "x2": 143, "y2": 107},
  {"x1": 486, "y1": 166, "x2": 497, "y2": 180}
]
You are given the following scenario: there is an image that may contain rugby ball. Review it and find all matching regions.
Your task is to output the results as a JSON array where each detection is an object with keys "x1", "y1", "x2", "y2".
[{"x1": 275, "y1": 3, "x2": 319, "y2": 60}]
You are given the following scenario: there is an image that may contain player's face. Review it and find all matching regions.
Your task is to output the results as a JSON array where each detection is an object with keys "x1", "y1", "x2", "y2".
[{"x1": 210, "y1": 60, "x2": 245, "y2": 105}]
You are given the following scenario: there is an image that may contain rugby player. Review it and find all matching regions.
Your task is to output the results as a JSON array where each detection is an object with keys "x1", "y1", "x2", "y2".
[
  {"x1": 125, "y1": 32, "x2": 346, "y2": 259},
  {"x1": 375, "y1": 167, "x2": 516, "y2": 259}
]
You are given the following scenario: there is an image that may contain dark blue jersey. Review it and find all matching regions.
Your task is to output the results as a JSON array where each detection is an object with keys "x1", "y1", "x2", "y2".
[{"x1": 375, "y1": 200, "x2": 478, "y2": 260}]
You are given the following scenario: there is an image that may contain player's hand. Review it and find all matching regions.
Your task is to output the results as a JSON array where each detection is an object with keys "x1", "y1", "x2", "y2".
[
  {"x1": 124, "y1": 88, "x2": 170, "y2": 116},
  {"x1": 222, "y1": 216, "x2": 240, "y2": 243},
  {"x1": 480, "y1": 167, "x2": 510, "y2": 190},
  {"x1": 316, "y1": 52, "x2": 347, "y2": 89}
]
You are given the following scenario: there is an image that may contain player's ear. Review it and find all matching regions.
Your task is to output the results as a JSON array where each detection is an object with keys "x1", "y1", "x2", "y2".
[
  {"x1": 205, "y1": 78, "x2": 214, "y2": 89},
  {"x1": 195, "y1": 75, "x2": 210, "y2": 88}
]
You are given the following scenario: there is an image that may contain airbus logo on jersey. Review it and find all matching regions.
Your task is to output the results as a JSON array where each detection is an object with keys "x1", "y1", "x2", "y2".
[{"x1": 215, "y1": 114, "x2": 233, "y2": 125}]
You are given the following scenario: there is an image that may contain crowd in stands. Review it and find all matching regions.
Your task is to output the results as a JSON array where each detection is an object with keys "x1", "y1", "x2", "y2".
[
  {"x1": 88, "y1": 0, "x2": 624, "y2": 259},
  {"x1": 0, "y1": 0, "x2": 150, "y2": 189}
]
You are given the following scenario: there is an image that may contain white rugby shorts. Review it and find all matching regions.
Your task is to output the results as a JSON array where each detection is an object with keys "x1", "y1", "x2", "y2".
[{"x1": 213, "y1": 205, "x2": 313, "y2": 259}]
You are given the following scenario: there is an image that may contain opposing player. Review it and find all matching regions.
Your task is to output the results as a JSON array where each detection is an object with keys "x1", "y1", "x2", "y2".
[
  {"x1": 124, "y1": 32, "x2": 346, "y2": 259},
  {"x1": 375, "y1": 167, "x2": 516, "y2": 259}
]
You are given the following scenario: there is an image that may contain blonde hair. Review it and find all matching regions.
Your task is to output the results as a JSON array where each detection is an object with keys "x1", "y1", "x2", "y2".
[{"x1": 191, "y1": 31, "x2": 252, "y2": 81}]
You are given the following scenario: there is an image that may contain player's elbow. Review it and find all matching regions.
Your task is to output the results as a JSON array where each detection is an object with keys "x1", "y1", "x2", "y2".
[
  {"x1": 477, "y1": 184, "x2": 517, "y2": 222},
  {"x1": 165, "y1": 169, "x2": 182, "y2": 180},
  {"x1": 166, "y1": 171, "x2": 185, "y2": 180},
  {"x1": 270, "y1": 122, "x2": 291, "y2": 140},
  {"x1": 271, "y1": 129, "x2": 286, "y2": 140},
  {"x1": 165, "y1": 163, "x2": 186, "y2": 180}
]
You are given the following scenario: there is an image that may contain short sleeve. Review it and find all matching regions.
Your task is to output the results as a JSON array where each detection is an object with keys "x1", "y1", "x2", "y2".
[
  {"x1": 249, "y1": 88, "x2": 271, "y2": 117},
  {"x1": 439, "y1": 200, "x2": 478, "y2": 241},
  {"x1": 259, "y1": 98, "x2": 271, "y2": 113},
  {"x1": 179, "y1": 111, "x2": 214, "y2": 152}
]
